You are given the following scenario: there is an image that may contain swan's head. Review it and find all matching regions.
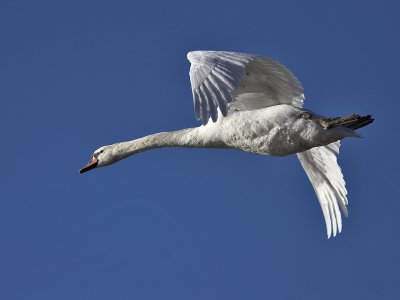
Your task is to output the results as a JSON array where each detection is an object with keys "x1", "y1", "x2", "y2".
[{"x1": 79, "y1": 145, "x2": 118, "y2": 173}]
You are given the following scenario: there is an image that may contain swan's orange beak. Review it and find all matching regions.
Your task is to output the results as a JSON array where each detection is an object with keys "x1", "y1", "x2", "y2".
[{"x1": 79, "y1": 156, "x2": 98, "y2": 174}]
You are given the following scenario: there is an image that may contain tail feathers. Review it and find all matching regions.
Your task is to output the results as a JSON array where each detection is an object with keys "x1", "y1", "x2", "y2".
[
  {"x1": 319, "y1": 114, "x2": 374, "y2": 131},
  {"x1": 347, "y1": 115, "x2": 374, "y2": 130}
]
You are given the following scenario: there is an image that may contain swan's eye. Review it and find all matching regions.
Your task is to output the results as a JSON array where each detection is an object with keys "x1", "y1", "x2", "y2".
[
  {"x1": 301, "y1": 112, "x2": 313, "y2": 119},
  {"x1": 100, "y1": 150, "x2": 104, "y2": 154}
]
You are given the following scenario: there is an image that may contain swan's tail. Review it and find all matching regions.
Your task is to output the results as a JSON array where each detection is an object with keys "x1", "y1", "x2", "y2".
[{"x1": 319, "y1": 114, "x2": 374, "y2": 130}]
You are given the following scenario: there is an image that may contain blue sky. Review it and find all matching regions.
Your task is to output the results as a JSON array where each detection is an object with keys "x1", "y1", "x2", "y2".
[{"x1": 1, "y1": 0, "x2": 399, "y2": 299}]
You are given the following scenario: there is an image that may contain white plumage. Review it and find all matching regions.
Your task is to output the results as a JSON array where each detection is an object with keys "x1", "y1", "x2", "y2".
[
  {"x1": 297, "y1": 141, "x2": 347, "y2": 237},
  {"x1": 187, "y1": 51, "x2": 304, "y2": 124},
  {"x1": 81, "y1": 50, "x2": 373, "y2": 238}
]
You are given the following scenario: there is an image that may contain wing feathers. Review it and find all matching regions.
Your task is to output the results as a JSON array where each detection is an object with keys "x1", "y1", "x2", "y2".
[
  {"x1": 297, "y1": 141, "x2": 348, "y2": 238},
  {"x1": 188, "y1": 51, "x2": 304, "y2": 124},
  {"x1": 193, "y1": 89, "x2": 201, "y2": 121},
  {"x1": 207, "y1": 75, "x2": 229, "y2": 116}
]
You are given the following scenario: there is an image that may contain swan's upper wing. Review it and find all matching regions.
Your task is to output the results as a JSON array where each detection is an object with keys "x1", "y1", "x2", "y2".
[
  {"x1": 297, "y1": 142, "x2": 348, "y2": 238},
  {"x1": 187, "y1": 50, "x2": 304, "y2": 124}
]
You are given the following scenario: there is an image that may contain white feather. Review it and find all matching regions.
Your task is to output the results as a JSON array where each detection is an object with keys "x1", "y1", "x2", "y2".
[
  {"x1": 188, "y1": 51, "x2": 304, "y2": 124},
  {"x1": 297, "y1": 141, "x2": 348, "y2": 238}
]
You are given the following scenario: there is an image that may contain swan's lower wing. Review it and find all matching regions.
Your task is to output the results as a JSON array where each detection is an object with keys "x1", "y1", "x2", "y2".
[{"x1": 297, "y1": 142, "x2": 348, "y2": 238}]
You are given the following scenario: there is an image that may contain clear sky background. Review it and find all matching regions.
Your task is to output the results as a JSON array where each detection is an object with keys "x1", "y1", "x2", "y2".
[{"x1": 1, "y1": 0, "x2": 399, "y2": 299}]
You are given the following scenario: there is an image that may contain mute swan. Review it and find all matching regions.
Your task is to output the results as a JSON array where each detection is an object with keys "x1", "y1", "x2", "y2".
[{"x1": 80, "y1": 51, "x2": 373, "y2": 238}]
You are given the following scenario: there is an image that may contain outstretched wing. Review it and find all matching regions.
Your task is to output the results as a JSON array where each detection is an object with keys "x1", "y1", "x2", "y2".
[
  {"x1": 297, "y1": 142, "x2": 348, "y2": 238},
  {"x1": 187, "y1": 50, "x2": 304, "y2": 125}
]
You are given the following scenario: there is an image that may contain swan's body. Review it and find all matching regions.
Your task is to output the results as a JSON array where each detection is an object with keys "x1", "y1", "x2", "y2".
[{"x1": 80, "y1": 51, "x2": 373, "y2": 238}]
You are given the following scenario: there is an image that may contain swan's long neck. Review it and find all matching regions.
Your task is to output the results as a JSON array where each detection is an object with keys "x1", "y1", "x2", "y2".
[{"x1": 112, "y1": 127, "x2": 222, "y2": 161}]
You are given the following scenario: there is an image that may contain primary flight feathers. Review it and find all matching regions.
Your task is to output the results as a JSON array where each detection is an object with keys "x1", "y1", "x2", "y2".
[{"x1": 187, "y1": 51, "x2": 304, "y2": 124}]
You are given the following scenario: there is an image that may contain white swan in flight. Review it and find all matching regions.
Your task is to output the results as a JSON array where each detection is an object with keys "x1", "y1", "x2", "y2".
[{"x1": 80, "y1": 51, "x2": 373, "y2": 238}]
